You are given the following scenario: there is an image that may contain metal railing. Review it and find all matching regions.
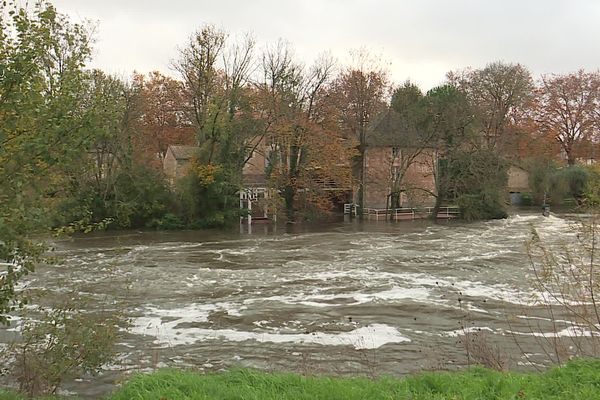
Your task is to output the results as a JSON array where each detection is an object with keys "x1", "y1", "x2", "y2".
[{"x1": 350, "y1": 206, "x2": 460, "y2": 221}]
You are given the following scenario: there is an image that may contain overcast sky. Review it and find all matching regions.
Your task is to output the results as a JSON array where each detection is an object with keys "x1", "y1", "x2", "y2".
[{"x1": 51, "y1": 0, "x2": 600, "y2": 90}]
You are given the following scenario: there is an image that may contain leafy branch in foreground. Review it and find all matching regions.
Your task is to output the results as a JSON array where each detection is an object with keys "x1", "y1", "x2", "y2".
[
  {"x1": 514, "y1": 216, "x2": 600, "y2": 366},
  {"x1": 0, "y1": 1, "x2": 92, "y2": 323},
  {"x1": 2, "y1": 303, "x2": 122, "y2": 397}
]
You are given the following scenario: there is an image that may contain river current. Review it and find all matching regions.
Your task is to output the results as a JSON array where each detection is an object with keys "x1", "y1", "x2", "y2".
[{"x1": 0, "y1": 213, "x2": 587, "y2": 397}]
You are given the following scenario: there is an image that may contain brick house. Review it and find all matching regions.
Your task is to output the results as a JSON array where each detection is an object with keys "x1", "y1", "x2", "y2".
[
  {"x1": 362, "y1": 111, "x2": 437, "y2": 210},
  {"x1": 239, "y1": 138, "x2": 273, "y2": 221},
  {"x1": 163, "y1": 145, "x2": 200, "y2": 185},
  {"x1": 507, "y1": 165, "x2": 530, "y2": 204},
  {"x1": 163, "y1": 142, "x2": 272, "y2": 220}
]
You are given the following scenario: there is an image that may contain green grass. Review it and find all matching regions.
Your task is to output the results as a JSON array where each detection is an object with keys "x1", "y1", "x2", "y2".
[
  {"x1": 3, "y1": 359, "x2": 600, "y2": 399},
  {"x1": 108, "y1": 359, "x2": 600, "y2": 400}
]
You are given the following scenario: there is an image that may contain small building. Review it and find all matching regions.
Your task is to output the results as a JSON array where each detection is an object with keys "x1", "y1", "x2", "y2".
[
  {"x1": 507, "y1": 165, "x2": 530, "y2": 204},
  {"x1": 163, "y1": 142, "x2": 272, "y2": 222},
  {"x1": 163, "y1": 145, "x2": 199, "y2": 185},
  {"x1": 362, "y1": 111, "x2": 437, "y2": 211},
  {"x1": 239, "y1": 138, "x2": 272, "y2": 222}
]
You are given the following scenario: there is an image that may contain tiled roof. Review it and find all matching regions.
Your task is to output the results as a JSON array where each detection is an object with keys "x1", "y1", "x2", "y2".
[
  {"x1": 243, "y1": 173, "x2": 267, "y2": 187},
  {"x1": 168, "y1": 145, "x2": 199, "y2": 160}
]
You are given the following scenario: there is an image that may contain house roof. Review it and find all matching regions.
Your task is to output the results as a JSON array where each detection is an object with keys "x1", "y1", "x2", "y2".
[
  {"x1": 168, "y1": 145, "x2": 199, "y2": 160},
  {"x1": 242, "y1": 173, "x2": 267, "y2": 188},
  {"x1": 366, "y1": 110, "x2": 424, "y2": 148}
]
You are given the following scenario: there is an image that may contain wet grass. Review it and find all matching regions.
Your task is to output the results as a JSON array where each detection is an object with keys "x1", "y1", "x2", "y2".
[
  {"x1": 2, "y1": 359, "x2": 600, "y2": 399},
  {"x1": 107, "y1": 359, "x2": 600, "y2": 400}
]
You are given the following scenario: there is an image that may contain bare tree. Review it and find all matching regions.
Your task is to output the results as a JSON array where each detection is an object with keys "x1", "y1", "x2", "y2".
[
  {"x1": 257, "y1": 42, "x2": 352, "y2": 221},
  {"x1": 330, "y1": 49, "x2": 390, "y2": 210},
  {"x1": 448, "y1": 61, "x2": 533, "y2": 151},
  {"x1": 534, "y1": 70, "x2": 600, "y2": 165}
]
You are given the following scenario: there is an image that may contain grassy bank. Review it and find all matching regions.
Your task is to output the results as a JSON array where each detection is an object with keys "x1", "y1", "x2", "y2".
[{"x1": 3, "y1": 359, "x2": 600, "y2": 399}]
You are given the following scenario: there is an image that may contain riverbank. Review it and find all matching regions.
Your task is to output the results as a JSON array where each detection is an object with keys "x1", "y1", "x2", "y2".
[{"x1": 2, "y1": 359, "x2": 600, "y2": 399}]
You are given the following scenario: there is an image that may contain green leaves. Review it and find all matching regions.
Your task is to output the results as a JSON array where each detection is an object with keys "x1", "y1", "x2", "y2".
[{"x1": 0, "y1": 1, "x2": 93, "y2": 324}]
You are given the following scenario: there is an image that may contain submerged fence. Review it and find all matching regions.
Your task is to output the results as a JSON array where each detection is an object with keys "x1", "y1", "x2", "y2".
[{"x1": 344, "y1": 204, "x2": 460, "y2": 221}]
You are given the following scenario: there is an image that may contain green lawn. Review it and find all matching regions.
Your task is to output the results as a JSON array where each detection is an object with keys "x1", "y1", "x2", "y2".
[{"x1": 3, "y1": 359, "x2": 600, "y2": 399}]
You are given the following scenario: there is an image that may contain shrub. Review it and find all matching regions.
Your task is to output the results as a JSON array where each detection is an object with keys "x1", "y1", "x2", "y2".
[
  {"x1": 520, "y1": 192, "x2": 534, "y2": 206},
  {"x1": 175, "y1": 162, "x2": 242, "y2": 228},
  {"x1": 147, "y1": 213, "x2": 185, "y2": 230},
  {"x1": 3, "y1": 305, "x2": 121, "y2": 397},
  {"x1": 457, "y1": 192, "x2": 507, "y2": 221}
]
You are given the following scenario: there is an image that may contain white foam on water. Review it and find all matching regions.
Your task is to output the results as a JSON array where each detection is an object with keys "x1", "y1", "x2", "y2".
[
  {"x1": 353, "y1": 287, "x2": 432, "y2": 303},
  {"x1": 138, "y1": 301, "x2": 246, "y2": 326},
  {"x1": 508, "y1": 325, "x2": 599, "y2": 338},
  {"x1": 442, "y1": 326, "x2": 496, "y2": 338},
  {"x1": 248, "y1": 285, "x2": 436, "y2": 308},
  {"x1": 130, "y1": 316, "x2": 410, "y2": 349}
]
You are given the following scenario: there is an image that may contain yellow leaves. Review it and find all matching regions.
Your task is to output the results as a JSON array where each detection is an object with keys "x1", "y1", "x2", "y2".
[{"x1": 191, "y1": 161, "x2": 222, "y2": 185}]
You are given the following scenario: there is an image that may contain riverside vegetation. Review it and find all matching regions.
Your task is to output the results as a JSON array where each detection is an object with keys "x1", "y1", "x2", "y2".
[
  {"x1": 2, "y1": 359, "x2": 600, "y2": 399},
  {"x1": 4, "y1": 1, "x2": 600, "y2": 399}
]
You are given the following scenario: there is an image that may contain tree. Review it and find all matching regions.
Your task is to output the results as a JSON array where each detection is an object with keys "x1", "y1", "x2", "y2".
[
  {"x1": 56, "y1": 71, "x2": 174, "y2": 229},
  {"x1": 134, "y1": 71, "x2": 195, "y2": 167},
  {"x1": 0, "y1": 1, "x2": 92, "y2": 324},
  {"x1": 447, "y1": 149, "x2": 509, "y2": 220},
  {"x1": 330, "y1": 50, "x2": 389, "y2": 210},
  {"x1": 448, "y1": 61, "x2": 534, "y2": 151},
  {"x1": 534, "y1": 70, "x2": 600, "y2": 166},
  {"x1": 174, "y1": 25, "x2": 263, "y2": 174},
  {"x1": 384, "y1": 81, "x2": 434, "y2": 210},
  {"x1": 257, "y1": 43, "x2": 353, "y2": 221},
  {"x1": 174, "y1": 24, "x2": 226, "y2": 158},
  {"x1": 422, "y1": 84, "x2": 476, "y2": 217}
]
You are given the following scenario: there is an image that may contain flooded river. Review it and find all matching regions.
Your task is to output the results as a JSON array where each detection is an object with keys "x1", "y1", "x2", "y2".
[{"x1": 0, "y1": 213, "x2": 591, "y2": 397}]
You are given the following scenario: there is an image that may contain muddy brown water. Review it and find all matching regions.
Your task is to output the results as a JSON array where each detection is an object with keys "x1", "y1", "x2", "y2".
[{"x1": 0, "y1": 213, "x2": 588, "y2": 397}]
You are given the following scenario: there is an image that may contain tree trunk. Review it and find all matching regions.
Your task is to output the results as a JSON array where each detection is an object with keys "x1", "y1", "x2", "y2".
[
  {"x1": 355, "y1": 149, "x2": 365, "y2": 219},
  {"x1": 284, "y1": 184, "x2": 296, "y2": 222},
  {"x1": 431, "y1": 194, "x2": 442, "y2": 223}
]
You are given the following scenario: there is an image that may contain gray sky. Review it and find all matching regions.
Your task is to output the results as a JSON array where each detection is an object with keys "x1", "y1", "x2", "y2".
[{"x1": 51, "y1": 0, "x2": 600, "y2": 90}]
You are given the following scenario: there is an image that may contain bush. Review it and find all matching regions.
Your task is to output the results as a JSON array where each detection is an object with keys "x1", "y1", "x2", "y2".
[
  {"x1": 443, "y1": 149, "x2": 508, "y2": 221},
  {"x1": 2, "y1": 305, "x2": 121, "y2": 397},
  {"x1": 520, "y1": 192, "x2": 534, "y2": 206},
  {"x1": 147, "y1": 213, "x2": 185, "y2": 230},
  {"x1": 527, "y1": 160, "x2": 600, "y2": 207},
  {"x1": 56, "y1": 165, "x2": 173, "y2": 230},
  {"x1": 457, "y1": 192, "x2": 508, "y2": 221},
  {"x1": 175, "y1": 162, "x2": 243, "y2": 228}
]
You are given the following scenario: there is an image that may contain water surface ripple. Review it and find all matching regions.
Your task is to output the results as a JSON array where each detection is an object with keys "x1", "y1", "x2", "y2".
[{"x1": 1, "y1": 213, "x2": 581, "y2": 397}]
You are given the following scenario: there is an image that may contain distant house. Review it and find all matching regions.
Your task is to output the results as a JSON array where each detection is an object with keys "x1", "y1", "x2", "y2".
[
  {"x1": 362, "y1": 111, "x2": 437, "y2": 210},
  {"x1": 239, "y1": 137, "x2": 272, "y2": 222},
  {"x1": 163, "y1": 142, "x2": 272, "y2": 220},
  {"x1": 163, "y1": 145, "x2": 199, "y2": 185},
  {"x1": 507, "y1": 165, "x2": 530, "y2": 204},
  {"x1": 242, "y1": 137, "x2": 268, "y2": 189}
]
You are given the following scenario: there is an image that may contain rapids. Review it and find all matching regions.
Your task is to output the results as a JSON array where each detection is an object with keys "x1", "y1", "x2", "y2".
[{"x1": 0, "y1": 213, "x2": 588, "y2": 397}]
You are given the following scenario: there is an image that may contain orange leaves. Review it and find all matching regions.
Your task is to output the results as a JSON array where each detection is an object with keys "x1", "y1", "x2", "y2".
[
  {"x1": 133, "y1": 71, "x2": 195, "y2": 167},
  {"x1": 533, "y1": 70, "x2": 600, "y2": 165}
]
